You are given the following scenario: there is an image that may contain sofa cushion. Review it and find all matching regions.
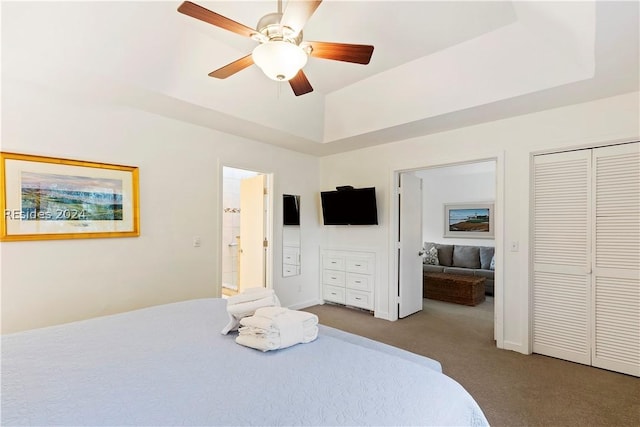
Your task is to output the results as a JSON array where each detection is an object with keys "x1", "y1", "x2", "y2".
[
  {"x1": 490, "y1": 255, "x2": 495, "y2": 270},
  {"x1": 424, "y1": 242, "x2": 454, "y2": 266},
  {"x1": 452, "y1": 246, "x2": 480, "y2": 269},
  {"x1": 436, "y1": 244, "x2": 454, "y2": 267},
  {"x1": 474, "y1": 269, "x2": 494, "y2": 280},
  {"x1": 442, "y1": 267, "x2": 475, "y2": 276},
  {"x1": 479, "y1": 247, "x2": 495, "y2": 270},
  {"x1": 423, "y1": 264, "x2": 445, "y2": 274}
]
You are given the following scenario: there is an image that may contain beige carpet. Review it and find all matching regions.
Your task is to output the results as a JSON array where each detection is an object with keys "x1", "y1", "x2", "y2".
[{"x1": 304, "y1": 298, "x2": 640, "y2": 427}]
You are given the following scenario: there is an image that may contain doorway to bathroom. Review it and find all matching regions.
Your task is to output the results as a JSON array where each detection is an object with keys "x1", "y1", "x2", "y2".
[{"x1": 221, "y1": 166, "x2": 271, "y2": 297}]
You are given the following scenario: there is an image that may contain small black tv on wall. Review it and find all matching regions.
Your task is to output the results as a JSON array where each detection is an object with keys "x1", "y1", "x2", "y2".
[
  {"x1": 320, "y1": 186, "x2": 378, "y2": 225},
  {"x1": 283, "y1": 194, "x2": 300, "y2": 225}
]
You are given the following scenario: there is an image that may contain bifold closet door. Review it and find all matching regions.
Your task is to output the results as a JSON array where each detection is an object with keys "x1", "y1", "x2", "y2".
[
  {"x1": 591, "y1": 143, "x2": 639, "y2": 376},
  {"x1": 532, "y1": 150, "x2": 592, "y2": 365},
  {"x1": 533, "y1": 142, "x2": 639, "y2": 377}
]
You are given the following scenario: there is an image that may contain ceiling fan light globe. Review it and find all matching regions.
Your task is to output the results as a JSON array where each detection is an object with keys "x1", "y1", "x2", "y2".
[{"x1": 252, "y1": 41, "x2": 308, "y2": 81}]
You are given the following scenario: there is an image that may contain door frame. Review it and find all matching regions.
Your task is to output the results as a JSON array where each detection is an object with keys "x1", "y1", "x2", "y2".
[
  {"x1": 218, "y1": 162, "x2": 274, "y2": 296},
  {"x1": 388, "y1": 154, "x2": 505, "y2": 349}
]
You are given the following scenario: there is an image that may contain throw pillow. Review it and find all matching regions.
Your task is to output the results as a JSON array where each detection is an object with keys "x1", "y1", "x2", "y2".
[
  {"x1": 435, "y1": 244, "x2": 454, "y2": 266},
  {"x1": 452, "y1": 245, "x2": 481, "y2": 269},
  {"x1": 479, "y1": 246, "x2": 495, "y2": 270},
  {"x1": 490, "y1": 255, "x2": 495, "y2": 270},
  {"x1": 424, "y1": 246, "x2": 439, "y2": 265}
]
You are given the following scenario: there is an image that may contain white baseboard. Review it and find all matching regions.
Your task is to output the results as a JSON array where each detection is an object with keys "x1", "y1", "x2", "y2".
[
  {"x1": 374, "y1": 310, "x2": 391, "y2": 321},
  {"x1": 502, "y1": 340, "x2": 530, "y2": 355},
  {"x1": 288, "y1": 299, "x2": 324, "y2": 311}
]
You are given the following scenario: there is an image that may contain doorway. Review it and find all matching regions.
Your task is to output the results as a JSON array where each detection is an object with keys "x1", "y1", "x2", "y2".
[
  {"x1": 392, "y1": 158, "x2": 502, "y2": 345},
  {"x1": 221, "y1": 166, "x2": 272, "y2": 297}
]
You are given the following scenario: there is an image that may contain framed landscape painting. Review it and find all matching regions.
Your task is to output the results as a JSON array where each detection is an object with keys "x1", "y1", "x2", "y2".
[
  {"x1": 444, "y1": 202, "x2": 494, "y2": 239},
  {"x1": 1, "y1": 152, "x2": 139, "y2": 241}
]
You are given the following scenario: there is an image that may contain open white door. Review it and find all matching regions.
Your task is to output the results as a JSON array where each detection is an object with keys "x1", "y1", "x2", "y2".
[
  {"x1": 398, "y1": 172, "x2": 423, "y2": 318},
  {"x1": 239, "y1": 174, "x2": 266, "y2": 291}
]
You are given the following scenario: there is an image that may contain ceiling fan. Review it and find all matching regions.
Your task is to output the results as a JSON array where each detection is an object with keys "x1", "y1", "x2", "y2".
[{"x1": 177, "y1": 0, "x2": 374, "y2": 96}]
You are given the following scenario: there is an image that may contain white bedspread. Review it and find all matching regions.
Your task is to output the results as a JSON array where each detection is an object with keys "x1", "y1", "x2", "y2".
[{"x1": 1, "y1": 298, "x2": 489, "y2": 426}]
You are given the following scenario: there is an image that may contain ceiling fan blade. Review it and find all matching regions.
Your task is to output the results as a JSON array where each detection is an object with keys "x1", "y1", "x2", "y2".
[
  {"x1": 307, "y1": 41, "x2": 374, "y2": 64},
  {"x1": 280, "y1": 0, "x2": 323, "y2": 35},
  {"x1": 289, "y1": 70, "x2": 314, "y2": 96},
  {"x1": 178, "y1": 1, "x2": 256, "y2": 39},
  {"x1": 208, "y1": 55, "x2": 254, "y2": 79}
]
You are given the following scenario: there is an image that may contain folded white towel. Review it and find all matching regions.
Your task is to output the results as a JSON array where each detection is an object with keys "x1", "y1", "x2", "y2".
[
  {"x1": 227, "y1": 296, "x2": 278, "y2": 319},
  {"x1": 226, "y1": 287, "x2": 276, "y2": 306},
  {"x1": 221, "y1": 288, "x2": 281, "y2": 335},
  {"x1": 239, "y1": 307, "x2": 318, "y2": 332},
  {"x1": 236, "y1": 307, "x2": 319, "y2": 351},
  {"x1": 238, "y1": 324, "x2": 318, "y2": 342},
  {"x1": 235, "y1": 326, "x2": 318, "y2": 352},
  {"x1": 235, "y1": 334, "x2": 277, "y2": 352}
]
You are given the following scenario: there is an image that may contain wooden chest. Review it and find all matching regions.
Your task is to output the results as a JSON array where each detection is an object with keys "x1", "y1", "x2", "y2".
[{"x1": 423, "y1": 272, "x2": 486, "y2": 306}]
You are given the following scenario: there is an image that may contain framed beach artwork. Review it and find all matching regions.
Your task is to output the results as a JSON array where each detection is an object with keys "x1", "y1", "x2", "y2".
[
  {"x1": 444, "y1": 202, "x2": 494, "y2": 239},
  {"x1": 1, "y1": 152, "x2": 139, "y2": 241}
]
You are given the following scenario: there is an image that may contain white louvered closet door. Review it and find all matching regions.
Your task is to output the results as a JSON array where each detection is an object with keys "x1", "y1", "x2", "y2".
[
  {"x1": 591, "y1": 143, "x2": 640, "y2": 376},
  {"x1": 533, "y1": 150, "x2": 592, "y2": 365}
]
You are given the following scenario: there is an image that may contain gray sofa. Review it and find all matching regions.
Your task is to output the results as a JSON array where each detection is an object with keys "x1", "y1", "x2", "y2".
[{"x1": 423, "y1": 241, "x2": 495, "y2": 295}]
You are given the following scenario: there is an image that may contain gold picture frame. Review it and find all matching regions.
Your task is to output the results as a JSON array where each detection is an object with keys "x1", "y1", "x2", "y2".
[{"x1": 1, "y1": 152, "x2": 140, "y2": 241}]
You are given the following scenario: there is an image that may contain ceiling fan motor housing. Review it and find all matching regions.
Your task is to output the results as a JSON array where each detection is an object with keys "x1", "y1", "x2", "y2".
[{"x1": 255, "y1": 12, "x2": 303, "y2": 45}]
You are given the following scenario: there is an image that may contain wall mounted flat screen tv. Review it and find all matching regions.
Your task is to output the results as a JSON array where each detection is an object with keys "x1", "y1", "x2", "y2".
[
  {"x1": 321, "y1": 187, "x2": 378, "y2": 225},
  {"x1": 283, "y1": 194, "x2": 300, "y2": 225}
]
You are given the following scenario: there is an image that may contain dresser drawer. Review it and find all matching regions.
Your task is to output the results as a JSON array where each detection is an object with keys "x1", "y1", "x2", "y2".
[
  {"x1": 346, "y1": 257, "x2": 374, "y2": 274},
  {"x1": 283, "y1": 264, "x2": 300, "y2": 277},
  {"x1": 283, "y1": 247, "x2": 300, "y2": 265},
  {"x1": 346, "y1": 272, "x2": 372, "y2": 292},
  {"x1": 346, "y1": 289, "x2": 372, "y2": 310},
  {"x1": 323, "y1": 269, "x2": 345, "y2": 286},
  {"x1": 323, "y1": 256, "x2": 345, "y2": 270},
  {"x1": 324, "y1": 285, "x2": 346, "y2": 304}
]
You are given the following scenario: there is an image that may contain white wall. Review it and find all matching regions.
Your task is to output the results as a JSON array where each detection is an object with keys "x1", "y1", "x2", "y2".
[
  {"x1": 0, "y1": 79, "x2": 322, "y2": 333},
  {"x1": 319, "y1": 91, "x2": 639, "y2": 354},
  {"x1": 416, "y1": 161, "x2": 496, "y2": 247},
  {"x1": 2, "y1": 77, "x2": 637, "y2": 348}
]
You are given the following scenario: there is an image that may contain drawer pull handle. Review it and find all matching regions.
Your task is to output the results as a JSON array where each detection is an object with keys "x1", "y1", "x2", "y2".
[
  {"x1": 355, "y1": 264, "x2": 362, "y2": 267},
  {"x1": 355, "y1": 281, "x2": 361, "y2": 284},
  {"x1": 331, "y1": 292, "x2": 337, "y2": 296},
  {"x1": 355, "y1": 297, "x2": 362, "y2": 300},
  {"x1": 331, "y1": 276, "x2": 337, "y2": 280}
]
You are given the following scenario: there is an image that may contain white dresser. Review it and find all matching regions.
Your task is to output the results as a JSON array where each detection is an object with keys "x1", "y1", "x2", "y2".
[
  {"x1": 321, "y1": 249, "x2": 375, "y2": 311},
  {"x1": 282, "y1": 245, "x2": 301, "y2": 277}
]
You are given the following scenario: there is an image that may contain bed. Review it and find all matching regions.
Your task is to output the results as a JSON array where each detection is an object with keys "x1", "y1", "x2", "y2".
[{"x1": 1, "y1": 298, "x2": 489, "y2": 426}]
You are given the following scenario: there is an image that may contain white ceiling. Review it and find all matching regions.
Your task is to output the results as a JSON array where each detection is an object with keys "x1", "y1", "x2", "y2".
[{"x1": 2, "y1": 1, "x2": 638, "y2": 156}]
